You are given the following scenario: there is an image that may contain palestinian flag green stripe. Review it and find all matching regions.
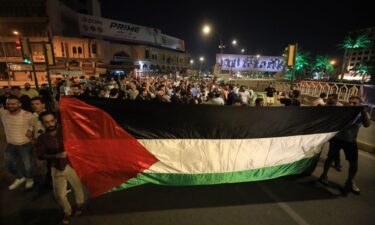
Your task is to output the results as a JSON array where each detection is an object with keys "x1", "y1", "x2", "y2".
[{"x1": 110, "y1": 153, "x2": 320, "y2": 192}]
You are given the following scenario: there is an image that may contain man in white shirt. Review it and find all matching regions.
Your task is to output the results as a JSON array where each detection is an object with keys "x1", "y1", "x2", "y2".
[
  {"x1": 0, "y1": 95, "x2": 35, "y2": 190},
  {"x1": 238, "y1": 85, "x2": 254, "y2": 105},
  {"x1": 30, "y1": 96, "x2": 46, "y2": 139}
]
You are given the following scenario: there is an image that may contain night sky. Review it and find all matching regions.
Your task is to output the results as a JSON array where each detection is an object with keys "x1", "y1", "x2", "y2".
[{"x1": 102, "y1": 0, "x2": 374, "y2": 66}]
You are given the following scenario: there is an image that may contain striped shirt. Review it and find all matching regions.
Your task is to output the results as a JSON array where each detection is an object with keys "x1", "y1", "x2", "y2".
[{"x1": 0, "y1": 109, "x2": 33, "y2": 145}]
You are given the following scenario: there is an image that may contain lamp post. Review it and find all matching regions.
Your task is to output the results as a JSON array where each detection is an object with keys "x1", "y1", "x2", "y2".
[
  {"x1": 199, "y1": 56, "x2": 204, "y2": 74},
  {"x1": 202, "y1": 25, "x2": 225, "y2": 67}
]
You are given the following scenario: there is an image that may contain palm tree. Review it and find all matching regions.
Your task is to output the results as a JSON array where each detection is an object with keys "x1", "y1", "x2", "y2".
[
  {"x1": 338, "y1": 34, "x2": 373, "y2": 80},
  {"x1": 295, "y1": 49, "x2": 312, "y2": 79},
  {"x1": 313, "y1": 55, "x2": 334, "y2": 79},
  {"x1": 352, "y1": 61, "x2": 374, "y2": 83}
]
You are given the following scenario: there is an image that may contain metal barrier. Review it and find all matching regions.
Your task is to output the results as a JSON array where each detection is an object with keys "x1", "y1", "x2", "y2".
[
  {"x1": 294, "y1": 81, "x2": 362, "y2": 102},
  {"x1": 233, "y1": 79, "x2": 366, "y2": 103}
]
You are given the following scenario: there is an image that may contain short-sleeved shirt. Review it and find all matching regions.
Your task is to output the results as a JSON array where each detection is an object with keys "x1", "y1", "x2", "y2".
[
  {"x1": 35, "y1": 129, "x2": 69, "y2": 170},
  {"x1": 22, "y1": 89, "x2": 39, "y2": 99},
  {"x1": 265, "y1": 87, "x2": 276, "y2": 97},
  {"x1": 334, "y1": 114, "x2": 362, "y2": 143}
]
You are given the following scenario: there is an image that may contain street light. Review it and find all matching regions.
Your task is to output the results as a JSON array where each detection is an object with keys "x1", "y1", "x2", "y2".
[
  {"x1": 232, "y1": 39, "x2": 237, "y2": 45},
  {"x1": 13, "y1": 30, "x2": 19, "y2": 35},
  {"x1": 330, "y1": 60, "x2": 336, "y2": 65},
  {"x1": 241, "y1": 49, "x2": 245, "y2": 53},
  {"x1": 256, "y1": 54, "x2": 260, "y2": 58},
  {"x1": 202, "y1": 25, "x2": 211, "y2": 34},
  {"x1": 190, "y1": 59, "x2": 194, "y2": 64},
  {"x1": 199, "y1": 56, "x2": 204, "y2": 62},
  {"x1": 201, "y1": 24, "x2": 224, "y2": 67}
]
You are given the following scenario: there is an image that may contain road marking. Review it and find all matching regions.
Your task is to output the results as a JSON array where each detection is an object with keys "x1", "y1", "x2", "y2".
[
  {"x1": 359, "y1": 151, "x2": 375, "y2": 160},
  {"x1": 258, "y1": 183, "x2": 311, "y2": 225}
]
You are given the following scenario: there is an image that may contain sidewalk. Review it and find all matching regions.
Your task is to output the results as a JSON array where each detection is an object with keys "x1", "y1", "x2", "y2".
[{"x1": 357, "y1": 121, "x2": 375, "y2": 153}]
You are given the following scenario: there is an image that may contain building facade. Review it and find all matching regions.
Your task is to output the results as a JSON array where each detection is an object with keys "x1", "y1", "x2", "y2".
[
  {"x1": 0, "y1": 0, "x2": 190, "y2": 86},
  {"x1": 343, "y1": 26, "x2": 375, "y2": 71}
]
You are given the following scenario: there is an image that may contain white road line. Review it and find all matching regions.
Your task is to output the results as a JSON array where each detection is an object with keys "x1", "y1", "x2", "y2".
[
  {"x1": 258, "y1": 183, "x2": 311, "y2": 225},
  {"x1": 359, "y1": 151, "x2": 375, "y2": 160}
]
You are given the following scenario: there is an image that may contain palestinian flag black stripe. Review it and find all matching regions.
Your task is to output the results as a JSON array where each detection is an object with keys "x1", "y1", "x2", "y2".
[{"x1": 79, "y1": 97, "x2": 361, "y2": 139}]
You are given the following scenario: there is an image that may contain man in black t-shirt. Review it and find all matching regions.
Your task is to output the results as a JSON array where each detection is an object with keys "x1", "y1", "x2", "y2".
[{"x1": 264, "y1": 83, "x2": 276, "y2": 106}]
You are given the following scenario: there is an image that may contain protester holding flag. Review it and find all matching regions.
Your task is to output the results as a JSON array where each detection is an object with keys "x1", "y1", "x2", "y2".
[
  {"x1": 319, "y1": 96, "x2": 371, "y2": 195},
  {"x1": 35, "y1": 111, "x2": 85, "y2": 224}
]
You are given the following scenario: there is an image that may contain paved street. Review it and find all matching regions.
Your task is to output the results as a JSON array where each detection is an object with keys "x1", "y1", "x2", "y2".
[{"x1": 1, "y1": 145, "x2": 375, "y2": 225}]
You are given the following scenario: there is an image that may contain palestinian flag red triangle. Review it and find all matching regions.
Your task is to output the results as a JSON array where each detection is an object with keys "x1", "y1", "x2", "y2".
[{"x1": 60, "y1": 97, "x2": 158, "y2": 198}]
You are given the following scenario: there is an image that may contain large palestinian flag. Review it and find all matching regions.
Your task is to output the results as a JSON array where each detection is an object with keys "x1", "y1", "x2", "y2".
[{"x1": 59, "y1": 97, "x2": 361, "y2": 198}]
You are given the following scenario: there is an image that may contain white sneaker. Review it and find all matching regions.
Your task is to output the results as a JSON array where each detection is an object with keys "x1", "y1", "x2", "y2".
[
  {"x1": 25, "y1": 178, "x2": 34, "y2": 189},
  {"x1": 8, "y1": 178, "x2": 26, "y2": 190}
]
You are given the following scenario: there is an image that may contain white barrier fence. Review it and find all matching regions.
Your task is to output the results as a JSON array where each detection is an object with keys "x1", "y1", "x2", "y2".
[
  {"x1": 294, "y1": 81, "x2": 362, "y2": 102},
  {"x1": 233, "y1": 79, "x2": 364, "y2": 103}
]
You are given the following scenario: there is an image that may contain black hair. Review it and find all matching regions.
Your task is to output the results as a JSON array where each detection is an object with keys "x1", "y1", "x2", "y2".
[
  {"x1": 30, "y1": 96, "x2": 45, "y2": 104},
  {"x1": 255, "y1": 98, "x2": 264, "y2": 104},
  {"x1": 39, "y1": 111, "x2": 56, "y2": 122},
  {"x1": 11, "y1": 86, "x2": 21, "y2": 91},
  {"x1": 349, "y1": 95, "x2": 361, "y2": 101},
  {"x1": 6, "y1": 95, "x2": 21, "y2": 102},
  {"x1": 292, "y1": 90, "x2": 300, "y2": 98},
  {"x1": 207, "y1": 92, "x2": 215, "y2": 99},
  {"x1": 109, "y1": 88, "x2": 119, "y2": 96},
  {"x1": 328, "y1": 93, "x2": 338, "y2": 99},
  {"x1": 72, "y1": 84, "x2": 82, "y2": 89}
]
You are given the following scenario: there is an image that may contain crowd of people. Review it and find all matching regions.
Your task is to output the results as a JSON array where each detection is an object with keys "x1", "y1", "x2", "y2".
[
  {"x1": 0, "y1": 74, "x2": 371, "y2": 224},
  {"x1": 1, "y1": 75, "x2": 309, "y2": 109},
  {"x1": 53, "y1": 75, "x2": 262, "y2": 106}
]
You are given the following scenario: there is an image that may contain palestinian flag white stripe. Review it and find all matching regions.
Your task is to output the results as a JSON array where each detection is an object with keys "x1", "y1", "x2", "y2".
[{"x1": 138, "y1": 132, "x2": 336, "y2": 174}]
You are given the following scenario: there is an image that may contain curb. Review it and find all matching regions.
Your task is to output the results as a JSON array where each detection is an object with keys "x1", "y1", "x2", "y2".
[{"x1": 358, "y1": 140, "x2": 375, "y2": 154}]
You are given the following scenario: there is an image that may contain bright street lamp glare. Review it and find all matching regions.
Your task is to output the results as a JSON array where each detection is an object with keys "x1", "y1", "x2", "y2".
[
  {"x1": 232, "y1": 40, "x2": 237, "y2": 45},
  {"x1": 330, "y1": 60, "x2": 336, "y2": 65},
  {"x1": 199, "y1": 57, "x2": 204, "y2": 62},
  {"x1": 190, "y1": 59, "x2": 194, "y2": 64},
  {"x1": 13, "y1": 30, "x2": 19, "y2": 35},
  {"x1": 202, "y1": 25, "x2": 211, "y2": 34},
  {"x1": 256, "y1": 54, "x2": 260, "y2": 58},
  {"x1": 241, "y1": 49, "x2": 245, "y2": 53}
]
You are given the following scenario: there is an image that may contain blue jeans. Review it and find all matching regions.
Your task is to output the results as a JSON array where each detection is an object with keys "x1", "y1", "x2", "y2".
[{"x1": 4, "y1": 143, "x2": 35, "y2": 179}]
